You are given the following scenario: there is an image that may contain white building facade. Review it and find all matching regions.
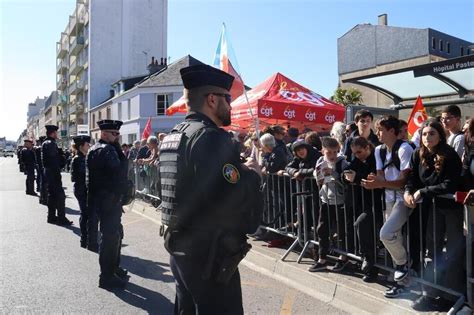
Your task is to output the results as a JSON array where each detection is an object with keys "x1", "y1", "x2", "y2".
[{"x1": 56, "y1": 0, "x2": 168, "y2": 142}]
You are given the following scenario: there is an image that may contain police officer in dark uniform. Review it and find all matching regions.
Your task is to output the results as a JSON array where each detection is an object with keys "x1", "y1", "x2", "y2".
[
  {"x1": 42, "y1": 125, "x2": 72, "y2": 225},
  {"x1": 87, "y1": 120, "x2": 129, "y2": 289},
  {"x1": 159, "y1": 64, "x2": 262, "y2": 314},
  {"x1": 34, "y1": 136, "x2": 46, "y2": 195},
  {"x1": 71, "y1": 135, "x2": 99, "y2": 251},
  {"x1": 21, "y1": 139, "x2": 37, "y2": 196},
  {"x1": 17, "y1": 146, "x2": 24, "y2": 173}
]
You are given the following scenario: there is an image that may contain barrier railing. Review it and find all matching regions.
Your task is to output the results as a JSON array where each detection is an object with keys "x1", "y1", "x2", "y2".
[{"x1": 134, "y1": 166, "x2": 473, "y2": 312}]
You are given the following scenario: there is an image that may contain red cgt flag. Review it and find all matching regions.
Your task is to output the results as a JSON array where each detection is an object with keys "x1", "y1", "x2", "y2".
[
  {"x1": 407, "y1": 96, "x2": 428, "y2": 137},
  {"x1": 142, "y1": 117, "x2": 152, "y2": 140}
]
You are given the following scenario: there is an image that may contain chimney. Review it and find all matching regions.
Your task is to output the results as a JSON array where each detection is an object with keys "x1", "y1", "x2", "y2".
[
  {"x1": 160, "y1": 57, "x2": 163, "y2": 65},
  {"x1": 109, "y1": 89, "x2": 115, "y2": 98},
  {"x1": 378, "y1": 14, "x2": 387, "y2": 26},
  {"x1": 147, "y1": 56, "x2": 166, "y2": 75},
  {"x1": 164, "y1": 57, "x2": 167, "y2": 66}
]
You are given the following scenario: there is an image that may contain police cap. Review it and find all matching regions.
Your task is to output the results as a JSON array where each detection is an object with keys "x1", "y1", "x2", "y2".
[
  {"x1": 97, "y1": 120, "x2": 123, "y2": 130},
  {"x1": 72, "y1": 135, "x2": 91, "y2": 146},
  {"x1": 23, "y1": 138, "x2": 33, "y2": 143},
  {"x1": 180, "y1": 64, "x2": 234, "y2": 91},
  {"x1": 45, "y1": 125, "x2": 59, "y2": 132}
]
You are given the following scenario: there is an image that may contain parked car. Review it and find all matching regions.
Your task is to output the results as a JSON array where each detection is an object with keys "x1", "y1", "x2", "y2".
[{"x1": 1, "y1": 150, "x2": 14, "y2": 157}]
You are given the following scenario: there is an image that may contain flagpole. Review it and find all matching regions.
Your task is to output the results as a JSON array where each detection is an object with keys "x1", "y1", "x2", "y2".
[{"x1": 220, "y1": 23, "x2": 259, "y2": 136}]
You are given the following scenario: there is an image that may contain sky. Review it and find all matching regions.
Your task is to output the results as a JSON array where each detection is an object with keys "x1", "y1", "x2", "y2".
[{"x1": 0, "y1": 0, "x2": 473, "y2": 141}]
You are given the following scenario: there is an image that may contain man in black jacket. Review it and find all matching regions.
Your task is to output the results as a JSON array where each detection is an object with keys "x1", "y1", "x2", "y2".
[
  {"x1": 87, "y1": 120, "x2": 129, "y2": 289},
  {"x1": 160, "y1": 64, "x2": 262, "y2": 314},
  {"x1": 21, "y1": 139, "x2": 37, "y2": 196},
  {"x1": 42, "y1": 125, "x2": 72, "y2": 225}
]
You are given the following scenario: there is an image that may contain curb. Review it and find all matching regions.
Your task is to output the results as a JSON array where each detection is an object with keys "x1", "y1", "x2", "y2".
[{"x1": 126, "y1": 199, "x2": 418, "y2": 314}]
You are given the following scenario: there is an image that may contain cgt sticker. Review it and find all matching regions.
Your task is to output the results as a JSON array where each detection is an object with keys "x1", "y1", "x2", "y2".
[{"x1": 222, "y1": 164, "x2": 240, "y2": 184}]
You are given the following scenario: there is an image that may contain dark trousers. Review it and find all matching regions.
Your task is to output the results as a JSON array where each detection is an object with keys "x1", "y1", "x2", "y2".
[
  {"x1": 45, "y1": 170, "x2": 66, "y2": 219},
  {"x1": 357, "y1": 209, "x2": 382, "y2": 264},
  {"x1": 170, "y1": 255, "x2": 244, "y2": 315},
  {"x1": 317, "y1": 203, "x2": 353, "y2": 259},
  {"x1": 424, "y1": 204, "x2": 465, "y2": 296},
  {"x1": 76, "y1": 192, "x2": 98, "y2": 248},
  {"x1": 35, "y1": 167, "x2": 41, "y2": 192},
  {"x1": 25, "y1": 169, "x2": 35, "y2": 194},
  {"x1": 94, "y1": 193, "x2": 122, "y2": 277}
]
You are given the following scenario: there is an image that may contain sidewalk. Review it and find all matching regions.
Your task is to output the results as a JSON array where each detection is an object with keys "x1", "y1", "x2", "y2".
[{"x1": 126, "y1": 199, "x2": 422, "y2": 314}]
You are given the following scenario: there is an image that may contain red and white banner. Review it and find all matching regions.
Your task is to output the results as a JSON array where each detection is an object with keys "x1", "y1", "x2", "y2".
[
  {"x1": 407, "y1": 96, "x2": 428, "y2": 137},
  {"x1": 142, "y1": 117, "x2": 152, "y2": 140},
  {"x1": 229, "y1": 73, "x2": 344, "y2": 131}
]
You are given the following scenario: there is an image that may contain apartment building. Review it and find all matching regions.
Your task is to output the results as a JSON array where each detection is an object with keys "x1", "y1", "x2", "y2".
[{"x1": 56, "y1": 0, "x2": 167, "y2": 142}]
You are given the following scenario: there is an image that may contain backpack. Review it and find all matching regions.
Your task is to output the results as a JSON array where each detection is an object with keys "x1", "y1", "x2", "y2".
[{"x1": 379, "y1": 139, "x2": 408, "y2": 171}]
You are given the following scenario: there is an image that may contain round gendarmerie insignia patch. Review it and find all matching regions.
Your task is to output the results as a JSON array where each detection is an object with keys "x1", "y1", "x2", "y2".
[{"x1": 222, "y1": 164, "x2": 240, "y2": 184}]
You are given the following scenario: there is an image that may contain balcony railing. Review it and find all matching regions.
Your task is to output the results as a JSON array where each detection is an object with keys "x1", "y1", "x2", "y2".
[
  {"x1": 69, "y1": 79, "x2": 84, "y2": 95},
  {"x1": 69, "y1": 58, "x2": 83, "y2": 76},
  {"x1": 56, "y1": 75, "x2": 67, "y2": 90},
  {"x1": 69, "y1": 36, "x2": 84, "y2": 56},
  {"x1": 68, "y1": 15, "x2": 77, "y2": 35},
  {"x1": 77, "y1": 3, "x2": 87, "y2": 27},
  {"x1": 56, "y1": 42, "x2": 67, "y2": 59},
  {"x1": 56, "y1": 59, "x2": 68, "y2": 74}
]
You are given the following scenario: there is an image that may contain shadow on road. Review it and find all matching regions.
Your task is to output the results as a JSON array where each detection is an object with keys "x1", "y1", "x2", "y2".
[
  {"x1": 65, "y1": 207, "x2": 80, "y2": 216},
  {"x1": 121, "y1": 254, "x2": 174, "y2": 283},
  {"x1": 63, "y1": 224, "x2": 82, "y2": 238},
  {"x1": 113, "y1": 282, "x2": 174, "y2": 314}
]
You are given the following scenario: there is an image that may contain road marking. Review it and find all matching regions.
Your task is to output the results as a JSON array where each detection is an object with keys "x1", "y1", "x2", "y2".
[
  {"x1": 279, "y1": 289, "x2": 296, "y2": 315},
  {"x1": 241, "y1": 280, "x2": 272, "y2": 288},
  {"x1": 122, "y1": 218, "x2": 146, "y2": 226}
]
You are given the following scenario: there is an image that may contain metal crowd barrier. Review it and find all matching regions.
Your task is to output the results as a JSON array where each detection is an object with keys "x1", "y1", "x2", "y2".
[
  {"x1": 131, "y1": 163, "x2": 161, "y2": 204},
  {"x1": 133, "y1": 166, "x2": 473, "y2": 312},
  {"x1": 259, "y1": 172, "x2": 473, "y2": 313}
]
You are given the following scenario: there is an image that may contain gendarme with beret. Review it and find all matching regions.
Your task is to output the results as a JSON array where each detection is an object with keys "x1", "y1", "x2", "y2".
[{"x1": 180, "y1": 64, "x2": 234, "y2": 91}]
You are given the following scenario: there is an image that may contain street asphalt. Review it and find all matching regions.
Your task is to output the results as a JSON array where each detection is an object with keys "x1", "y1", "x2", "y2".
[{"x1": 0, "y1": 156, "x2": 347, "y2": 314}]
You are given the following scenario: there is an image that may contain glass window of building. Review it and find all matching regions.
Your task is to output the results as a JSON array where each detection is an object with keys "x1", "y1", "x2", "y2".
[{"x1": 156, "y1": 94, "x2": 169, "y2": 116}]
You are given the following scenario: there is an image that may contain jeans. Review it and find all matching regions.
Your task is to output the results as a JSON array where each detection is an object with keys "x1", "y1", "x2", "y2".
[{"x1": 380, "y1": 200, "x2": 412, "y2": 266}]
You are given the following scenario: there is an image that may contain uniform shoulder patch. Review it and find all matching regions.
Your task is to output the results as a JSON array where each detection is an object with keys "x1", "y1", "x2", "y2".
[
  {"x1": 222, "y1": 164, "x2": 240, "y2": 184},
  {"x1": 160, "y1": 133, "x2": 183, "y2": 151}
]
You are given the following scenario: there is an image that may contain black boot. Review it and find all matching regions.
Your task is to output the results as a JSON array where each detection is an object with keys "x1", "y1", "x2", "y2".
[
  {"x1": 47, "y1": 216, "x2": 58, "y2": 224},
  {"x1": 115, "y1": 267, "x2": 129, "y2": 278},
  {"x1": 56, "y1": 217, "x2": 73, "y2": 226},
  {"x1": 98, "y1": 274, "x2": 127, "y2": 290}
]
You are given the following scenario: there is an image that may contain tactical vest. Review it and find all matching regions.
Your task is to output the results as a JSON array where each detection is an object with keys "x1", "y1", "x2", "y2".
[{"x1": 159, "y1": 120, "x2": 207, "y2": 228}]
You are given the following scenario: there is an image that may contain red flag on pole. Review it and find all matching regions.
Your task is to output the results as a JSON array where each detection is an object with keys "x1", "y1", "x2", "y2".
[
  {"x1": 142, "y1": 117, "x2": 152, "y2": 140},
  {"x1": 407, "y1": 96, "x2": 428, "y2": 137}
]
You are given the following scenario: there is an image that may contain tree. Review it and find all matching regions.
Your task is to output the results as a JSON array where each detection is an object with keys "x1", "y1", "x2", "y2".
[{"x1": 331, "y1": 87, "x2": 363, "y2": 106}]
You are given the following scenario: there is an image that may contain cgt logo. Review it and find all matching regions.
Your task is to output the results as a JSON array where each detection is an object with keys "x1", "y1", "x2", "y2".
[
  {"x1": 305, "y1": 110, "x2": 316, "y2": 121},
  {"x1": 284, "y1": 107, "x2": 296, "y2": 119},
  {"x1": 279, "y1": 90, "x2": 325, "y2": 106},
  {"x1": 325, "y1": 112, "x2": 336, "y2": 124},
  {"x1": 260, "y1": 105, "x2": 273, "y2": 117}
]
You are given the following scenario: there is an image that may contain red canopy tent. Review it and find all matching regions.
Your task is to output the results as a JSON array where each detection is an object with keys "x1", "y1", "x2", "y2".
[{"x1": 230, "y1": 73, "x2": 345, "y2": 132}]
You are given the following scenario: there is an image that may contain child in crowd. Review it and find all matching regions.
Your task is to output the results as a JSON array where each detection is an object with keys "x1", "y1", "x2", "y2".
[
  {"x1": 309, "y1": 137, "x2": 350, "y2": 272},
  {"x1": 343, "y1": 137, "x2": 383, "y2": 282}
]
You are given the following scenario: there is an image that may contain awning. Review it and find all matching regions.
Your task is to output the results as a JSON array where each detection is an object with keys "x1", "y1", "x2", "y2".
[
  {"x1": 230, "y1": 72, "x2": 345, "y2": 131},
  {"x1": 342, "y1": 55, "x2": 474, "y2": 103}
]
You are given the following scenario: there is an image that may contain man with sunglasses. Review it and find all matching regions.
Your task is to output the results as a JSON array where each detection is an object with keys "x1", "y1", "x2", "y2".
[
  {"x1": 87, "y1": 120, "x2": 130, "y2": 289},
  {"x1": 159, "y1": 64, "x2": 262, "y2": 314}
]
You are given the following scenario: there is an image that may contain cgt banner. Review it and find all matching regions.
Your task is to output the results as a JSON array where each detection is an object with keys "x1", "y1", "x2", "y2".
[{"x1": 230, "y1": 72, "x2": 344, "y2": 131}]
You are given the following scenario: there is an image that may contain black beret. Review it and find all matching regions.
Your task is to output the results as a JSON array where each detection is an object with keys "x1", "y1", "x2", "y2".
[
  {"x1": 45, "y1": 125, "x2": 59, "y2": 132},
  {"x1": 97, "y1": 120, "x2": 123, "y2": 130},
  {"x1": 72, "y1": 135, "x2": 91, "y2": 146},
  {"x1": 180, "y1": 64, "x2": 234, "y2": 91}
]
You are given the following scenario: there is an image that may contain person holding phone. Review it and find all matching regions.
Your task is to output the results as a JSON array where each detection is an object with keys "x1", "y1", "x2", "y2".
[{"x1": 404, "y1": 120, "x2": 463, "y2": 312}]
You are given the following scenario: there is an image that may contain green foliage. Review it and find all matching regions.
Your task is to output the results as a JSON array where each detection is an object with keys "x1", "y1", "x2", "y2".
[{"x1": 331, "y1": 87, "x2": 363, "y2": 106}]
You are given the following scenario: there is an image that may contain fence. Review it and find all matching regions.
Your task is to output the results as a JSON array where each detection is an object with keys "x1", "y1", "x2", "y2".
[{"x1": 132, "y1": 164, "x2": 474, "y2": 313}]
